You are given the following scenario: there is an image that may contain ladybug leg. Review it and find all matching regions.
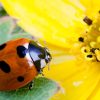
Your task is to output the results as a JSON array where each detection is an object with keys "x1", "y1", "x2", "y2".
[
  {"x1": 39, "y1": 72, "x2": 44, "y2": 76},
  {"x1": 39, "y1": 69, "x2": 44, "y2": 76},
  {"x1": 29, "y1": 81, "x2": 34, "y2": 90},
  {"x1": 15, "y1": 89, "x2": 19, "y2": 92}
]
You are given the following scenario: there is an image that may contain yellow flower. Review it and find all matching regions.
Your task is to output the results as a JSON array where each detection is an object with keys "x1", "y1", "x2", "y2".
[{"x1": 1, "y1": 0, "x2": 100, "y2": 100}]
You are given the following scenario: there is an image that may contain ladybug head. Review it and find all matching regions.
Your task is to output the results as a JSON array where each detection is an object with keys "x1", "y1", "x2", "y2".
[{"x1": 28, "y1": 41, "x2": 52, "y2": 72}]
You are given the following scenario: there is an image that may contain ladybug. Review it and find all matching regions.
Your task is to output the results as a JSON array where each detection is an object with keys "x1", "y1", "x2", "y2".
[{"x1": 0, "y1": 38, "x2": 52, "y2": 90}]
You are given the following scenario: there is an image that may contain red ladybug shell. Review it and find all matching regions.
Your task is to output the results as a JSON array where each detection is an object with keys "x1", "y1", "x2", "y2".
[{"x1": 0, "y1": 38, "x2": 51, "y2": 90}]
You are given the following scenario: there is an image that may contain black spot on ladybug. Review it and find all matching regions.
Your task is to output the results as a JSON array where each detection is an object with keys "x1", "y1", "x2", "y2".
[
  {"x1": 0, "y1": 61, "x2": 10, "y2": 73},
  {"x1": 0, "y1": 43, "x2": 6, "y2": 50},
  {"x1": 17, "y1": 76, "x2": 24, "y2": 82},
  {"x1": 17, "y1": 46, "x2": 27, "y2": 58},
  {"x1": 83, "y1": 16, "x2": 92, "y2": 25},
  {"x1": 34, "y1": 60, "x2": 41, "y2": 72}
]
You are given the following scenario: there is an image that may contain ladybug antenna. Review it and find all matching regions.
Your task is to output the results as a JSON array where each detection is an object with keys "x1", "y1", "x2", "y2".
[
  {"x1": 47, "y1": 62, "x2": 50, "y2": 70},
  {"x1": 31, "y1": 36, "x2": 35, "y2": 40},
  {"x1": 43, "y1": 40, "x2": 48, "y2": 48}
]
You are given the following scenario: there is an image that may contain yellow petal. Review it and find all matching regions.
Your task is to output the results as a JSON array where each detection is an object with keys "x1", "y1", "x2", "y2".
[
  {"x1": 80, "y1": 0, "x2": 100, "y2": 19},
  {"x1": 1, "y1": 0, "x2": 86, "y2": 48},
  {"x1": 44, "y1": 59, "x2": 100, "y2": 100},
  {"x1": 89, "y1": 84, "x2": 100, "y2": 100}
]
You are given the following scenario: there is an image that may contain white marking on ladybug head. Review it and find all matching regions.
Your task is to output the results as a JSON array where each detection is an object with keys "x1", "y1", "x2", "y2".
[
  {"x1": 26, "y1": 53, "x2": 32, "y2": 61},
  {"x1": 40, "y1": 59, "x2": 46, "y2": 68},
  {"x1": 28, "y1": 61, "x2": 33, "y2": 67},
  {"x1": 48, "y1": 55, "x2": 50, "y2": 58},
  {"x1": 23, "y1": 43, "x2": 29, "y2": 49},
  {"x1": 25, "y1": 53, "x2": 33, "y2": 68}
]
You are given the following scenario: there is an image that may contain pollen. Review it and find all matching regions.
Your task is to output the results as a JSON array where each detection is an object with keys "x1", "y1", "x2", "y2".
[
  {"x1": 78, "y1": 37, "x2": 84, "y2": 42},
  {"x1": 90, "y1": 42, "x2": 96, "y2": 48},
  {"x1": 81, "y1": 46, "x2": 90, "y2": 54}
]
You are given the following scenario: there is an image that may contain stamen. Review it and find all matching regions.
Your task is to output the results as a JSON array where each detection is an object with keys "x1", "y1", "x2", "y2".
[
  {"x1": 87, "y1": 54, "x2": 93, "y2": 58},
  {"x1": 81, "y1": 46, "x2": 90, "y2": 54},
  {"x1": 90, "y1": 48, "x2": 96, "y2": 53},
  {"x1": 95, "y1": 50, "x2": 100, "y2": 61},
  {"x1": 79, "y1": 11, "x2": 100, "y2": 62},
  {"x1": 83, "y1": 16, "x2": 92, "y2": 25},
  {"x1": 85, "y1": 54, "x2": 95, "y2": 61},
  {"x1": 97, "y1": 36, "x2": 100, "y2": 43},
  {"x1": 90, "y1": 48, "x2": 99, "y2": 53}
]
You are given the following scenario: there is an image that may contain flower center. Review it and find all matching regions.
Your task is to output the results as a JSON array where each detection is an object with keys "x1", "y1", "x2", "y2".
[{"x1": 78, "y1": 11, "x2": 100, "y2": 62}]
